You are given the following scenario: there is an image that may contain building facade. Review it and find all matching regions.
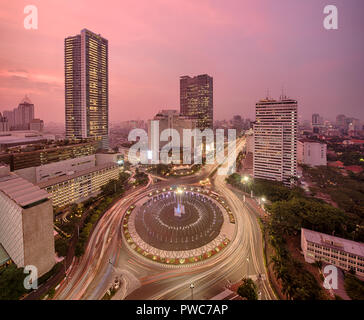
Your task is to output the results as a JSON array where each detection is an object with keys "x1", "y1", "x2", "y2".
[
  {"x1": 29, "y1": 119, "x2": 44, "y2": 132},
  {"x1": 14, "y1": 154, "x2": 96, "y2": 184},
  {"x1": 148, "y1": 110, "x2": 197, "y2": 163},
  {"x1": 253, "y1": 96, "x2": 298, "y2": 185},
  {"x1": 0, "y1": 113, "x2": 9, "y2": 132},
  {"x1": 65, "y1": 29, "x2": 109, "y2": 149},
  {"x1": 297, "y1": 139, "x2": 327, "y2": 167},
  {"x1": 2, "y1": 141, "x2": 98, "y2": 171},
  {"x1": 180, "y1": 74, "x2": 213, "y2": 130},
  {"x1": 37, "y1": 162, "x2": 119, "y2": 207},
  {"x1": 0, "y1": 166, "x2": 55, "y2": 277},
  {"x1": 301, "y1": 228, "x2": 364, "y2": 278},
  {"x1": 2, "y1": 97, "x2": 38, "y2": 131}
]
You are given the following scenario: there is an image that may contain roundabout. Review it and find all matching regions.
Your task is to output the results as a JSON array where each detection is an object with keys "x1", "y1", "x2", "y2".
[{"x1": 122, "y1": 186, "x2": 236, "y2": 266}]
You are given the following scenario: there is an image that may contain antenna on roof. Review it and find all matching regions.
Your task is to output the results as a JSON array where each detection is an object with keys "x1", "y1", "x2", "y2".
[
  {"x1": 266, "y1": 88, "x2": 270, "y2": 100},
  {"x1": 280, "y1": 85, "x2": 287, "y2": 100}
]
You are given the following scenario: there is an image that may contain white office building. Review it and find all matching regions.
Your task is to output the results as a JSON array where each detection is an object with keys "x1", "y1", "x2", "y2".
[
  {"x1": 301, "y1": 228, "x2": 364, "y2": 278},
  {"x1": 37, "y1": 162, "x2": 120, "y2": 207},
  {"x1": 253, "y1": 96, "x2": 298, "y2": 185},
  {"x1": 297, "y1": 139, "x2": 327, "y2": 167}
]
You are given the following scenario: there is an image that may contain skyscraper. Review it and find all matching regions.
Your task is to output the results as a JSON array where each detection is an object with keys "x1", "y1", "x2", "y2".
[
  {"x1": 312, "y1": 113, "x2": 320, "y2": 126},
  {"x1": 17, "y1": 96, "x2": 34, "y2": 129},
  {"x1": 0, "y1": 112, "x2": 9, "y2": 132},
  {"x1": 65, "y1": 29, "x2": 109, "y2": 149},
  {"x1": 180, "y1": 74, "x2": 213, "y2": 130},
  {"x1": 312, "y1": 113, "x2": 323, "y2": 134},
  {"x1": 253, "y1": 95, "x2": 298, "y2": 186},
  {"x1": 3, "y1": 96, "x2": 35, "y2": 130}
]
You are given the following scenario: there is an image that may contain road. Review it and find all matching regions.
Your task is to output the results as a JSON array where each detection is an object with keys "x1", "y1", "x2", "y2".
[{"x1": 53, "y1": 137, "x2": 276, "y2": 300}]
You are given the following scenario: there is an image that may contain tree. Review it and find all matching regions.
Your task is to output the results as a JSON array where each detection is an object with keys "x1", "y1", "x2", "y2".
[
  {"x1": 237, "y1": 277, "x2": 258, "y2": 300},
  {"x1": 55, "y1": 238, "x2": 69, "y2": 257},
  {"x1": 0, "y1": 265, "x2": 29, "y2": 300}
]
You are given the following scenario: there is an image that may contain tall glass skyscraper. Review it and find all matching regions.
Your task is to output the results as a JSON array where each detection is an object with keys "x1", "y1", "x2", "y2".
[
  {"x1": 253, "y1": 96, "x2": 298, "y2": 186},
  {"x1": 180, "y1": 74, "x2": 213, "y2": 130},
  {"x1": 65, "y1": 29, "x2": 109, "y2": 149}
]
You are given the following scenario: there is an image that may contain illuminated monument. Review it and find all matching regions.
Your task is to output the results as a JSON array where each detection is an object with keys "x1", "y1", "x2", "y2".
[
  {"x1": 174, "y1": 188, "x2": 185, "y2": 218},
  {"x1": 134, "y1": 187, "x2": 224, "y2": 251}
]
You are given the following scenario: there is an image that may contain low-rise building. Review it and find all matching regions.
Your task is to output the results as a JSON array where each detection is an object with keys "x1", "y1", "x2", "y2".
[
  {"x1": 297, "y1": 139, "x2": 327, "y2": 167},
  {"x1": 37, "y1": 162, "x2": 119, "y2": 207},
  {"x1": 29, "y1": 119, "x2": 44, "y2": 132},
  {"x1": 301, "y1": 228, "x2": 364, "y2": 278},
  {"x1": 0, "y1": 140, "x2": 98, "y2": 170},
  {"x1": 0, "y1": 165, "x2": 55, "y2": 276},
  {"x1": 0, "y1": 131, "x2": 49, "y2": 151},
  {"x1": 14, "y1": 154, "x2": 96, "y2": 184}
]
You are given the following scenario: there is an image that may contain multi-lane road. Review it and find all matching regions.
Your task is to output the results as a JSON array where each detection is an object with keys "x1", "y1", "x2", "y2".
[{"x1": 54, "y1": 137, "x2": 276, "y2": 300}]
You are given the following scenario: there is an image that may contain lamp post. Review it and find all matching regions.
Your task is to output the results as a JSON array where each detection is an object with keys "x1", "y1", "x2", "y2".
[
  {"x1": 190, "y1": 283, "x2": 195, "y2": 300},
  {"x1": 260, "y1": 197, "x2": 266, "y2": 210},
  {"x1": 246, "y1": 256, "x2": 250, "y2": 277},
  {"x1": 241, "y1": 175, "x2": 249, "y2": 194}
]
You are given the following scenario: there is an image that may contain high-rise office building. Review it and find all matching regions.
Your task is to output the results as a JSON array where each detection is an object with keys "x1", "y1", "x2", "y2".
[
  {"x1": 180, "y1": 74, "x2": 213, "y2": 130},
  {"x1": 2, "y1": 110, "x2": 14, "y2": 128},
  {"x1": 253, "y1": 96, "x2": 298, "y2": 186},
  {"x1": 336, "y1": 114, "x2": 347, "y2": 130},
  {"x1": 17, "y1": 97, "x2": 35, "y2": 129},
  {"x1": 0, "y1": 112, "x2": 9, "y2": 132},
  {"x1": 3, "y1": 96, "x2": 36, "y2": 130},
  {"x1": 65, "y1": 29, "x2": 109, "y2": 149},
  {"x1": 312, "y1": 113, "x2": 323, "y2": 134},
  {"x1": 312, "y1": 113, "x2": 320, "y2": 126}
]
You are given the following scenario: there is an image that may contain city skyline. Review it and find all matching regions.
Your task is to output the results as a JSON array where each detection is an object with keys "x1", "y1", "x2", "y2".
[
  {"x1": 1, "y1": 1, "x2": 364, "y2": 304},
  {"x1": 1, "y1": 0, "x2": 364, "y2": 124}
]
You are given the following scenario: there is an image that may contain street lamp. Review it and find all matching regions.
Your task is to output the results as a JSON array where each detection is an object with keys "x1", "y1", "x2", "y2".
[
  {"x1": 260, "y1": 197, "x2": 266, "y2": 210},
  {"x1": 190, "y1": 283, "x2": 195, "y2": 300},
  {"x1": 246, "y1": 256, "x2": 250, "y2": 277},
  {"x1": 241, "y1": 175, "x2": 249, "y2": 194}
]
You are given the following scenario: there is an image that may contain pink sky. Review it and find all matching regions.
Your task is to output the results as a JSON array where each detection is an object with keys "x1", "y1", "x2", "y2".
[{"x1": 0, "y1": 0, "x2": 363, "y2": 124}]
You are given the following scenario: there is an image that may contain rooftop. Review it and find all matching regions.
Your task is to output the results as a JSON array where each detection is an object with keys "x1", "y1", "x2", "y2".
[
  {"x1": 302, "y1": 228, "x2": 364, "y2": 258},
  {"x1": 37, "y1": 162, "x2": 118, "y2": 189},
  {"x1": 0, "y1": 136, "x2": 46, "y2": 145},
  {"x1": 0, "y1": 172, "x2": 49, "y2": 208},
  {"x1": 299, "y1": 138, "x2": 326, "y2": 144},
  {"x1": 345, "y1": 165, "x2": 363, "y2": 173}
]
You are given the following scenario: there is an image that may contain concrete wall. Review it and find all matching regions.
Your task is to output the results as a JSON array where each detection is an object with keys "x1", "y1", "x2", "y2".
[
  {"x1": 14, "y1": 167, "x2": 37, "y2": 184},
  {"x1": 298, "y1": 141, "x2": 327, "y2": 167},
  {"x1": 22, "y1": 199, "x2": 55, "y2": 277},
  {"x1": 246, "y1": 135, "x2": 254, "y2": 153},
  {"x1": 96, "y1": 153, "x2": 123, "y2": 166}
]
